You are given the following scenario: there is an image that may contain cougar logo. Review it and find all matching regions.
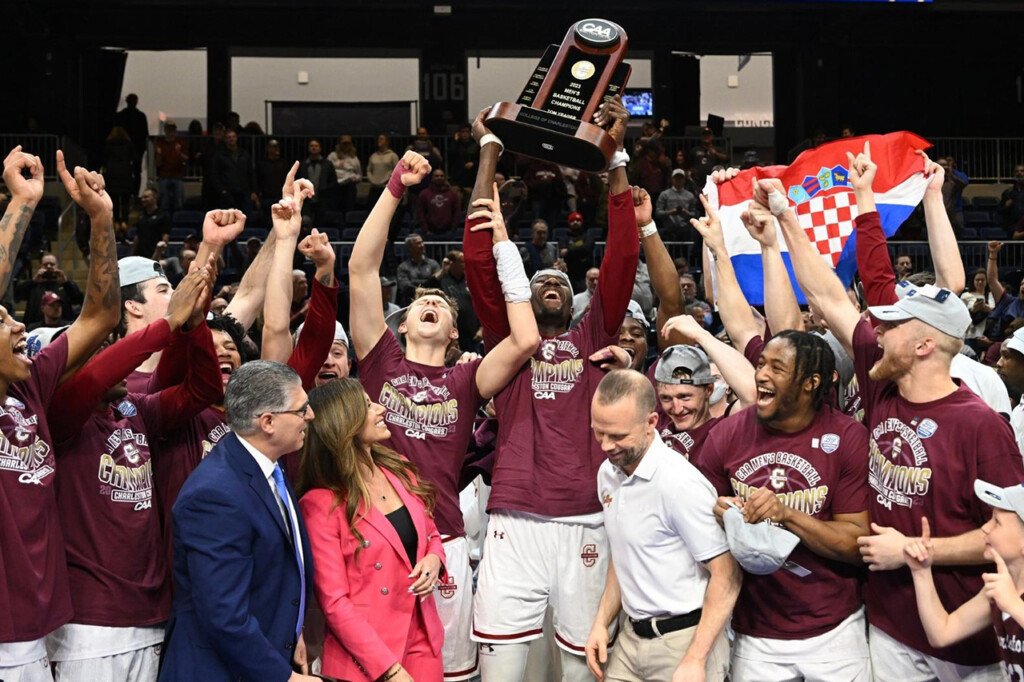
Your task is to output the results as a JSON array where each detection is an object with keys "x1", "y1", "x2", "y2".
[
  {"x1": 410, "y1": 390, "x2": 429, "y2": 404},
  {"x1": 123, "y1": 442, "x2": 140, "y2": 465},
  {"x1": 438, "y1": 576, "x2": 457, "y2": 599},
  {"x1": 581, "y1": 543, "x2": 599, "y2": 568},
  {"x1": 540, "y1": 341, "x2": 557, "y2": 362},
  {"x1": 13, "y1": 425, "x2": 30, "y2": 443}
]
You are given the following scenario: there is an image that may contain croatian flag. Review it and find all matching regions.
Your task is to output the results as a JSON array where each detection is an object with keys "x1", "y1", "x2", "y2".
[{"x1": 704, "y1": 131, "x2": 930, "y2": 305}]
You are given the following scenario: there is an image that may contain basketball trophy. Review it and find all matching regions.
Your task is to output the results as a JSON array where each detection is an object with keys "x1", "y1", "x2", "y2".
[{"x1": 485, "y1": 18, "x2": 631, "y2": 172}]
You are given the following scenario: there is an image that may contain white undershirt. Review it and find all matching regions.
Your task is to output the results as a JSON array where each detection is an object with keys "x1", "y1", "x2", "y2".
[{"x1": 236, "y1": 435, "x2": 305, "y2": 567}]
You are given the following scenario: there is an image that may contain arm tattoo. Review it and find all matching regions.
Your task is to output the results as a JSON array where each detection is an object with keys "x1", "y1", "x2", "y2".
[
  {"x1": 317, "y1": 272, "x2": 334, "y2": 287},
  {"x1": 0, "y1": 204, "x2": 34, "y2": 292},
  {"x1": 84, "y1": 214, "x2": 119, "y2": 310}
]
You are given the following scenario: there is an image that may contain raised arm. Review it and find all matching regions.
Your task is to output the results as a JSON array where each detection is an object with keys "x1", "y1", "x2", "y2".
[
  {"x1": 0, "y1": 147, "x2": 44, "y2": 292},
  {"x1": 349, "y1": 152, "x2": 431, "y2": 360},
  {"x1": 55, "y1": 150, "x2": 121, "y2": 377},
  {"x1": 638, "y1": 190, "x2": 685, "y2": 350},
  {"x1": 224, "y1": 164, "x2": 301, "y2": 331},
  {"x1": 739, "y1": 181, "x2": 803, "y2": 333},
  {"x1": 661, "y1": 314, "x2": 757, "y2": 407},
  {"x1": 988, "y1": 241, "x2": 1006, "y2": 302},
  {"x1": 285, "y1": 233, "x2": 338, "y2": 390},
  {"x1": 689, "y1": 193, "x2": 760, "y2": 351},
  {"x1": 467, "y1": 183, "x2": 540, "y2": 399},
  {"x1": 918, "y1": 151, "x2": 964, "y2": 293},
  {"x1": 195, "y1": 209, "x2": 245, "y2": 278},
  {"x1": 261, "y1": 179, "x2": 315, "y2": 362}
]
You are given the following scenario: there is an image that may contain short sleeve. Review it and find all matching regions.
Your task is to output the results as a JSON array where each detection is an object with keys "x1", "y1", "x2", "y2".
[
  {"x1": 694, "y1": 425, "x2": 733, "y2": 497},
  {"x1": 665, "y1": 467, "x2": 729, "y2": 562},
  {"x1": 971, "y1": 414, "x2": 1024, "y2": 525},
  {"x1": 831, "y1": 420, "x2": 870, "y2": 515},
  {"x1": 31, "y1": 333, "x2": 70, "y2": 402}
]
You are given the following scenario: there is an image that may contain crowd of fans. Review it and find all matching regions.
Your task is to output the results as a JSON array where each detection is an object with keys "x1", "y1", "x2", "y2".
[{"x1": 6, "y1": 89, "x2": 1024, "y2": 682}]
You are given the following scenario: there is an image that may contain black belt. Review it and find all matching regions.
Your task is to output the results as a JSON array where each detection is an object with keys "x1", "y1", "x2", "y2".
[{"x1": 629, "y1": 609, "x2": 702, "y2": 639}]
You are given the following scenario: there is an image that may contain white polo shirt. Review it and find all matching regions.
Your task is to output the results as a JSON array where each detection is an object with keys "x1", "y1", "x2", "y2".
[{"x1": 598, "y1": 434, "x2": 728, "y2": 621}]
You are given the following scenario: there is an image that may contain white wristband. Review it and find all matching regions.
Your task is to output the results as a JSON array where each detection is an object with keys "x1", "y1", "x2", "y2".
[
  {"x1": 479, "y1": 133, "x2": 504, "y2": 156},
  {"x1": 767, "y1": 189, "x2": 789, "y2": 217},
  {"x1": 639, "y1": 221, "x2": 657, "y2": 238},
  {"x1": 493, "y1": 240, "x2": 531, "y2": 303},
  {"x1": 608, "y1": 149, "x2": 630, "y2": 170}
]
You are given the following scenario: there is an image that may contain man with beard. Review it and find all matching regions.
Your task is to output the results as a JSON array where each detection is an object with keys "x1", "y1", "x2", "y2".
[
  {"x1": 464, "y1": 98, "x2": 639, "y2": 682},
  {"x1": 774, "y1": 142, "x2": 1023, "y2": 679},
  {"x1": 698, "y1": 330, "x2": 871, "y2": 680},
  {"x1": 996, "y1": 327, "x2": 1024, "y2": 453},
  {"x1": 417, "y1": 168, "x2": 463, "y2": 236},
  {"x1": 350, "y1": 150, "x2": 539, "y2": 681},
  {"x1": 45, "y1": 265, "x2": 221, "y2": 681},
  {"x1": 586, "y1": 370, "x2": 739, "y2": 682},
  {"x1": 650, "y1": 313, "x2": 756, "y2": 463}
]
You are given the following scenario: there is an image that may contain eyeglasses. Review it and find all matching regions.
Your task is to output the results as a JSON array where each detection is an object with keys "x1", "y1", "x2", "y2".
[{"x1": 261, "y1": 401, "x2": 310, "y2": 419}]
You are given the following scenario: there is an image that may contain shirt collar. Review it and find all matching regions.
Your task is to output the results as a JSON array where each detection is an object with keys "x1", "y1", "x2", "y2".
[
  {"x1": 622, "y1": 433, "x2": 664, "y2": 482},
  {"x1": 237, "y1": 434, "x2": 276, "y2": 481}
]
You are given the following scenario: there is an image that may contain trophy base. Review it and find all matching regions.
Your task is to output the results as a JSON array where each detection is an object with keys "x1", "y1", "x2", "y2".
[{"x1": 486, "y1": 102, "x2": 617, "y2": 173}]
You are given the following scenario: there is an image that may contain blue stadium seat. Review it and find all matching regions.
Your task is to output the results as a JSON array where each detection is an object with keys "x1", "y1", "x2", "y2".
[
  {"x1": 238, "y1": 228, "x2": 268, "y2": 241},
  {"x1": 960, "y1": 227, "x2": 979, "y2": 239},
  {"x1": 169, "y1": 227, "x2": 195, "y2": 241},
  {"x1": 321, "y1": 211, "x2": 345, "y2": 228},
  {"x1": 981, "y1": 227, "x2": 1007, "y2": 240},
  {"x1": 172, "y1": 210, "x2": 204, "y2": 226},
  {"x1": 345, "y1": 210, "x2": 369, "y2": 226},
  {"x1": 341, "y1": 228, "x2": 361, "y2": 240},
  {"x1": 964, "y1": 211, "x2": 990, "y2": 228},
  {"x1": 972, "y1": 196, "x2": 1000, "y2": 210},
  {"x1": 319, "y1": 228, "x2": 341, "y2": 241}
]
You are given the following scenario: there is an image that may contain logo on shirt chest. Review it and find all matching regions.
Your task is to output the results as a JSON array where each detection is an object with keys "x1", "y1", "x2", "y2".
[
  {"x1": 731, "y1": 451, "x2": 829, "y2": 516},
  {"x1": 97, "y1": 427, "x2": 153, "y2": 510},
  {"x1": 531, "y1": 339, "x2": 584, "y2": 398},
  {"x1": 868, "y1": 417, "x2": 932, "y2": 511},
  {"x1": 378, "y1": 379, "x2": 460, "y2": 440},
  {"x1": 0, "y1": 408, "x2": 53, "y2": 484}
]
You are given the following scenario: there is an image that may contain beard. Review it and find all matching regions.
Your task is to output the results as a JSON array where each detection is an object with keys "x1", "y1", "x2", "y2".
[{"x1": 868, "y1": 347, "x2": 914, "y2": 382}]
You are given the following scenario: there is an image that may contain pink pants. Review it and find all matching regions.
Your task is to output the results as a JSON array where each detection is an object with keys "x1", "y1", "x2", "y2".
[{"x1": 401, "y1": 605, "x2": 443, "y2": 681}]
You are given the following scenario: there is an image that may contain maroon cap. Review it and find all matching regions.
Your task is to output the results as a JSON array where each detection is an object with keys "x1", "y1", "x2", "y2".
[
  {"x1": 567, "y1": 211, "x2": 584, "y2": 224},
  {"x1": 41, "y1": 292, "x2": 61, "y2": 306}
]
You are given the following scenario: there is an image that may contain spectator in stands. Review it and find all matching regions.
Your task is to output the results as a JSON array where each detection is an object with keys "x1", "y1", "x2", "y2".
[
  {"x1": 692, "y1": 126, "x2": 728, "y2": 166},
  {"x1": 680, "y1": 273, "x2": 704, "y2": 308},
  {"x1": 689, "y1": 147, "x2": 715, "y2": 192},
  {"x1": 17, "y1": 251, "x2": 83, "y2": 326},
  {"x1": 113, "y1": 93, "x2": 149, "y2": 198},
  {"x1": 291, "y1": 269, "x2": 309, "y2": 329},
  {"x1": 1001, "y1": 164, "x2": 1024, "y2": 237},
  {"x1": 632, "y1": 259, "x2": 654, "y2": 319},
  {"x1": 962, "y1": 268, "x2": 995, "y2": 353},
  {"x1": 987, "y1": 241, "x2": 1024, "y2": 341},
  {"x1": 380, "y1": 275, "x2": 400, "y2": 318},
  {"x1": 895, "y1": 253, "x2": 914, "y2": 282},
  {"x1": 396, "y1": 233, "x2": 440, "y2": 306},
  {"x1": 448, "y1": 123, "x2": 479, "y2": 192},
  {"x1": 416, "y1": 169, "x2": 462, "y2": 236},
  {"x1": 633, "y1": 139, "x2": 670, "y2": 199},
  {"x1": 562, "y1": 211, "x2": 596, "y2": 292},
  {"x1": 226, "y1": 111, "x2": 242, "y2": 132},
  {"x1": 211, "y1": 129, "x2": 257, "y2": 213},
  {"x1": 574, "y1": 169, "x2": 604, "y2": 229},
  {"x1": 366, "y1": 133, "x2": 400, "y2": 204},
  {"x1": 523, "y1": 158, "x2": 565, "y2": 228},
  {"x1": 132, "y1": 187, "x2": 170, "y2": 258},
  {"x1": 656, "y1": 168, "x2": 698, "y2": 240},
  {"x1": 27, "y1": 291, "x2": 64, "y2": 331},
  {"x1": 409, "y1": 126, "x2": 443, "y2": 166},
  {"x1": 299, "y1": 138, "x2": 329, "y2": 221},
  {"x1": 938, "y1": 156, "x2": 969, "y2": 234},
  {"x1": 102, "y1": 126, "x2": 135, "y2": 231},
  {"x1": 520, "y1": 219, "x2": 558, "y2": 277},
  {"x1": 425, "y1": 250, "x2": 479, "y2": 352},
  {"x1": 997, "y1": 327, "x2": 1024, "y2": 452},
  {"x1": 257, "y1": 139, "x2": 291, "y2": 214},
  {"x1": 244, "y1": 236, "x2": 263, "y2": 270},
  {"x1": 186, "y1": 119, "x2": 205, "y2": 175},
  {"x1": 841, "y1": 125, "x2": 856, "y2": 138},
  {"x1": 200, "y1": 122, "x2": 226, "y2": 207},
  {"x1": 154, "y1": 121, "x2": 188, "y2": 212},
  {"x1": 571, "y1": 267, "x2": 600, "y2": 326},
  {"x1": 327, "y1": 134, "x2": 362, "y2": 213},
  {"x1": 674, "y1": 256, "x2": 690, "y2": 277}
]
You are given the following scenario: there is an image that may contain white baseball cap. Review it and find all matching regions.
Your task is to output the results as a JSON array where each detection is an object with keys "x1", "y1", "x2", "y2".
[
  {"x1": 295, "y1": 320, "x2": 348, "y2": 348},
  {"x1": 723, "y1": 506, "x2": 800, "y2": 575},
  {"x1": 975, "y1": 479, "x2": 1024, "y2": 522},
  {"x1": 1005, "y1": 328, "x2": 1024, "y2": 357},
  {"x1": 868, "y1": 283, "x2": 971, "y2": 340}
]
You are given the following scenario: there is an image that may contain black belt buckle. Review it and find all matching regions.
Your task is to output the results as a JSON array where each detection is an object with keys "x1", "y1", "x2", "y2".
[{"x1": 629, "y1": 609, "x2": 702, "y2": 639}]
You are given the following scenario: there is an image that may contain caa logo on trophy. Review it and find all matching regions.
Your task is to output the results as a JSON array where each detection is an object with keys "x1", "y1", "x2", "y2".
[{"x1": 485, "y1": 18, "x2": 631, "y2": 172}]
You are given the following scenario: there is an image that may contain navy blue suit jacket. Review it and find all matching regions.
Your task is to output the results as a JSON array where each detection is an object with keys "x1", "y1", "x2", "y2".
[{"x1": 159, "y1": 432, "x2": 314, "y2": 682}]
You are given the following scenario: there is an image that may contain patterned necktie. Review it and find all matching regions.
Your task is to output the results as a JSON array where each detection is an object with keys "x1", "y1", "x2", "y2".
[{"x1": 271, "y1": 464, "x2": 305, "y2": 639}]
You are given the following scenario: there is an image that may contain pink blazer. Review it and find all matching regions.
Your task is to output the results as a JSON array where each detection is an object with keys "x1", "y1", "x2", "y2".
[{"x1": 299, "y1": 468, "x2": 446, "y2": 681}]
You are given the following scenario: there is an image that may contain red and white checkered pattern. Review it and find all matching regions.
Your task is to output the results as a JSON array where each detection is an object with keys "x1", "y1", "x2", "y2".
[{"x1": 795, "y1": 189, "x2": 860, "y2": 267}]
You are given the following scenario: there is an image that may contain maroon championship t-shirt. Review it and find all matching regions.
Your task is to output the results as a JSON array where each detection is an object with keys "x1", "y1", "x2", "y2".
[
  {"x1": 699, "y1": 405, "x2": 869, "y2": 639},
  {"x1": 993, "y1": 602, "x2": 1024, "y2": 681},
  {"x1": 488, "y1": 288, "x2": 617, "y2": 517},
  {"x1": 126, "y1": 368, "x2": 152, "y2": 394},
  {"x1": 0, "y1": 334, "x2": 71, "y2": 642},
  {"x1": 152, "y1": 406, "x2": 229, "y2": 564},
  {"x1": 853, "y1": 318, "x2": 1024, "y2": 665},
  {"x1": 656, "y1": 414, "x2": 723, "y2": 466},
  {"x1": 54, "y1": 393, "x2": 170, "y2": 626},
  {"x1": 358, "y1": 332, "x2": 484, "y2": 537}
]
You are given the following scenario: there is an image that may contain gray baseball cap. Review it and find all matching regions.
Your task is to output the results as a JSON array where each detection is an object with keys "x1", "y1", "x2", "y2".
[
  {"x1": 624, "y1": 300, "x2": 649, "y2": 330},
  {"x1": 118, "y1": 257, "x2": 167, "y2": 288},
  {"x1": 530, "y1": 269, "x2": 574, "y2": 297},
  {"x1": 654, "y1": 345, "x2": 714, "y2": 385},
  {"x1": 723, "y1": 506, "x2": 801, "y2": 575},
  {"x1": 868, "y1": 283, "x2": 971, "y2": 340},
  {"x1": 975, "y1": 479, "x2": 1024, "y2": 522}
]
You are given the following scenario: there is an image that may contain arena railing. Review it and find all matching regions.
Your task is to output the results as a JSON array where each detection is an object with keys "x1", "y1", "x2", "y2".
[
  {"x1": 928, "y1": 138, "x2": 1024, "y2": 182},
  {"x1": 0, "y1": 135, "x2": 61, "y2": 179}
]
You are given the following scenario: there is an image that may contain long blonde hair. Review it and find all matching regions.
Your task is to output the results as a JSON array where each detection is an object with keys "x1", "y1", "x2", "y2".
[{"x1": 298, "y1": 378, "x2": 436, "y2": 553}]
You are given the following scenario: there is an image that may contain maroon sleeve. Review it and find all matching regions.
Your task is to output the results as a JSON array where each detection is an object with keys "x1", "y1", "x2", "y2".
[
  {"x1": 695, "y1": 424, "x2": 733, "y2": 496},
  {"x1": 971, "y1": 416, "x2": 1024, "y2": 525},
  {"x1": 596, "y1": 189, "x2": 641, "y2": 337},
  {"x1": 152, "y1": 327, "x2": 190, "y2": 391},
  {"x1": 743, "y1": 335, "x2": 766, "y2": 366},
  {"x1": 855, "y1": 211, "x2": 898, "y2": 307},
  {"x1": 463, "y1": 213, "x2": 509, "y2": 350},
  {"x1": 153, "y1": 321, "x2": 225, "y2": 435},
  {"x1": 851, "y1": 318, "x2": 886, "y2": 413},
  {"x1": 49, "y1": 320, "x2": 173, "y2": 444},
  {"x1": 288, "y1": 278, "x2": 339, "y2": 390},
  {"x1": 831, "y1": 418, "x2": 870, "y2": 515}
]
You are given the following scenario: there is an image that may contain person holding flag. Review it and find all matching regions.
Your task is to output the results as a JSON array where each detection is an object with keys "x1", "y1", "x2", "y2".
[{"x1": 753, "y1": 138, "x2": 1023, "y2": 680}]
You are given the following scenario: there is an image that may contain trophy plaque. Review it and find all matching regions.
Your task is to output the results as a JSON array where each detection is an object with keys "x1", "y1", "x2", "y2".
[{"x1": 486, "y1": 18, "x2": 631, "y2": 173}]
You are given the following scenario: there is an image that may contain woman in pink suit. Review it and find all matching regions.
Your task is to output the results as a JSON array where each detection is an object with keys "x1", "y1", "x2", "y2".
[{"x1": 298, "y1": 378, "x2": 445, "y2": 682}]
